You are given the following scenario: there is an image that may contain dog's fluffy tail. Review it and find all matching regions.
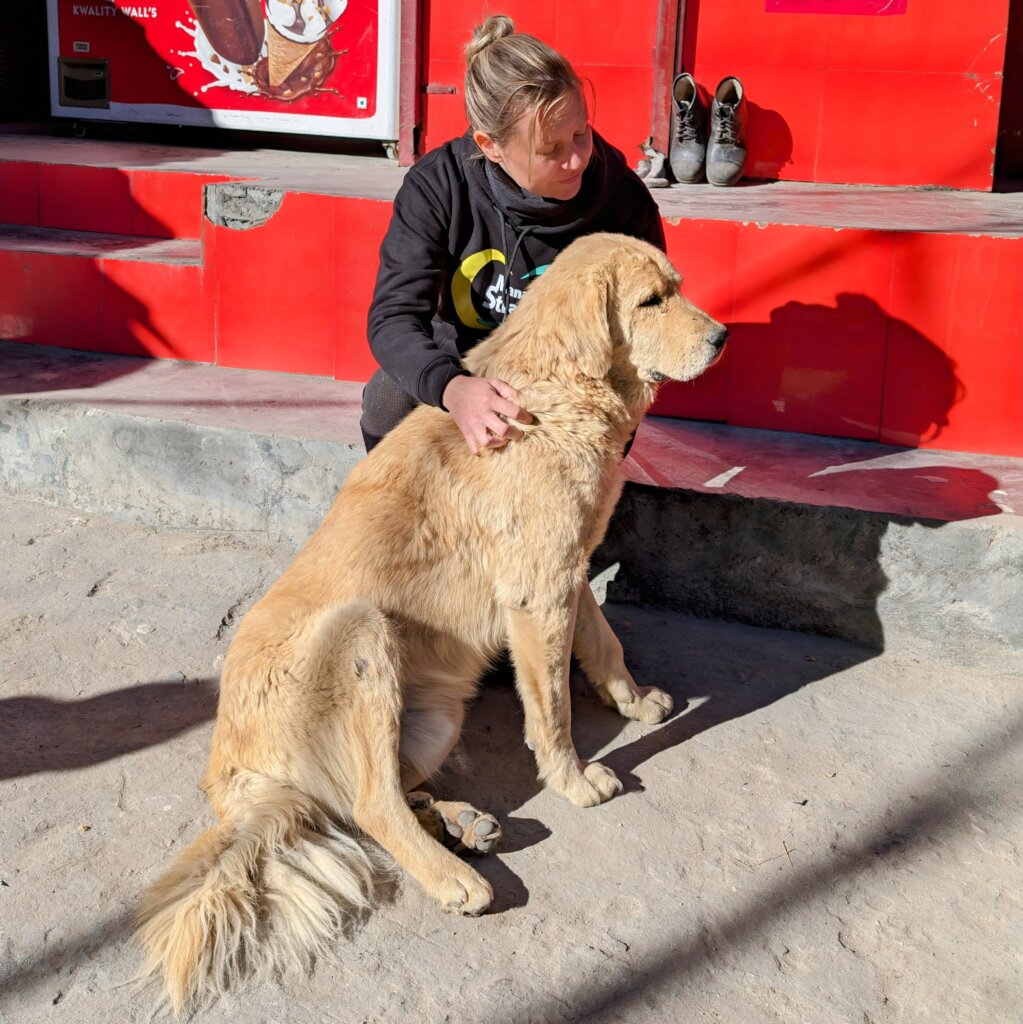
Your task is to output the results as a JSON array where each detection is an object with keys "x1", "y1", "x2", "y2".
[{"x1": 136, "y1": 774, "x2": 381, "y2": 1015}]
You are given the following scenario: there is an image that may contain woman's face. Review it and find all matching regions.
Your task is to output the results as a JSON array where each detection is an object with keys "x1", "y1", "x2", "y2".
[{"x1": 476, "y1": 87, "x2": 594, "y2": 201}]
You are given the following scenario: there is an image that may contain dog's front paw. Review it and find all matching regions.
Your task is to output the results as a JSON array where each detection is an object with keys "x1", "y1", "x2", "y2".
[
  {"x1": 583, "y1": 761, "x2": 623, "y2": 802},
  {"x1": 554, "y1": 761, "x2": 623, "y2": 807},
  {"x1": 626, "y1": 686, "x2": 673, "y2": 724}
]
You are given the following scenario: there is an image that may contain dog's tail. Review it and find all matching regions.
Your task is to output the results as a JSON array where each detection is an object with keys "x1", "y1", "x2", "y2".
[{"x1": 136, "y1": 773, "x2": 381, "y2": 1014}]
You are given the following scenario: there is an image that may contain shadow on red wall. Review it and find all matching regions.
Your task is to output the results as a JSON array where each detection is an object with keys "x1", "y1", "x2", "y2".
[
  {"x1": 655, "y1": 292, "x2": 964, "y2": 449},
  {"x1": 731, "y1": 293, "x2": 962, "y2": 444},
  {"x1": 745, "y1": 98, "x2": 794, "y2": 180},
  {"x1": 1, "y1": 11, "x2": 230, "y2": 393}
]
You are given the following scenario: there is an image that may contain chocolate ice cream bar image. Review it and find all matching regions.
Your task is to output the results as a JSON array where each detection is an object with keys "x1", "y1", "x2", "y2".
[{"x1": 188, "y1": 0, "x2": 265, "y2": 67}]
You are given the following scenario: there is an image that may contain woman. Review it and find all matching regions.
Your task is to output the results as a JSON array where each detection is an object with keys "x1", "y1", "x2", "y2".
[{"x1": 362, "y1": 14, "x2": 666, "y2": 454}]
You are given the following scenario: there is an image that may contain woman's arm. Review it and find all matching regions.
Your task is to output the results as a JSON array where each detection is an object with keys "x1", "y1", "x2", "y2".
[
  {"x1": 367, "y1": 172, "x2": 469, "y2": 409},
  {"x1": 367, "y1": 166, "x2": 531, "y2": 451}
]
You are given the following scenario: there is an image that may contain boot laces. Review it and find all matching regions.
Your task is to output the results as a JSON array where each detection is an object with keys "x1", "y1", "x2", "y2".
[
  {"x1": 716, "y1": 107, "x2": 738, "y2": 145},
  {"x1": 675, "y1": 109, "x2": 700, "y2": 143}
]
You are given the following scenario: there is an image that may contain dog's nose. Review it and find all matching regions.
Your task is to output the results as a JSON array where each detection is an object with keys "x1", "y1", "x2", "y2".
[{"x1": 709, "y1": 326, "x2": 729, "y2": 350}]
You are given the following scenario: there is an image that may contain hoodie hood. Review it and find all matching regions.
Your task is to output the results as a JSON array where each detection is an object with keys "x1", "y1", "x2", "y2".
[{"x1": 471, "y1": 131, "x2": 630, "y2": 235}]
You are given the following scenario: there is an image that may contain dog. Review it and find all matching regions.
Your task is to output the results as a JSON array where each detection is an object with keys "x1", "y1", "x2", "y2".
[{"x1": 136, "y1": 232, "x2": 727, "y2": 1012}]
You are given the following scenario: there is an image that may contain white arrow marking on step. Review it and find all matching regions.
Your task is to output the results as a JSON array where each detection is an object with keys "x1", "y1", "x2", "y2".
[{"x1": 704, "y1": 466, "x2": 746, "y2": 488}]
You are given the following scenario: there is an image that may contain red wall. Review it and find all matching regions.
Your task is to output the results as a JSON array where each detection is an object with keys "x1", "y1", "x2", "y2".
[
  {"x1": 419, "y1": 0, "x2": 659, "y2": 167},
  {"x1": 652, "y1": 220, "x2": 1023, "y2": 457},
  {"x1": 421, "y1": 0, "x2": 1012, "y2": 190},
  {"x1": 2, "y1": 159, "x2": 1020, "y2": 457},
  {"x1": 208, "y1": 193, "x2": 391, "y2": 381},
  {"x1": 686, "y1": 0, "x2": 1011, "y2": 189}
]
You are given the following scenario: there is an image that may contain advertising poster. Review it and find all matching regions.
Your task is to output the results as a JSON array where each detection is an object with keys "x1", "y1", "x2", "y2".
[
  {"x1": 766, "y1": 1, "x2": 907, "y2": 12},
  {"x1": 47, "y1": 0, "x2": 399, "y2": 139}
]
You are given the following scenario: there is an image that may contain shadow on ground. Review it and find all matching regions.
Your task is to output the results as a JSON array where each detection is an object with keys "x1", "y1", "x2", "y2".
[
  {"x1": 440, "y1": 603, "x2": 879, "y2": 912},
  {"x1": 478, "y1": 706, "x2": 1023, "y2": 1024},
  {"x1": 0, "y1": 678, "x2": 218, "y2": 780},
  {"x1": 0, "y1": 910, "x2": 137, "y2": 1012}
]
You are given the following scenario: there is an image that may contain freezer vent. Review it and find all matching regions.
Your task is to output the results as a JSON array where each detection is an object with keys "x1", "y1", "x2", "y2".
[{"x1": 58, "y1": 57, "x2": 109, "y2": 108}]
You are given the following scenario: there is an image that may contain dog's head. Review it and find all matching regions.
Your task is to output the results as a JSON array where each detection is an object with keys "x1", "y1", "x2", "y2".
[
  {"x1": 556, "y1": 233, "x2": 727, "y2": 386},
  {"x1": 469, "y1": 233, "x2": 727, "y2": 402}
]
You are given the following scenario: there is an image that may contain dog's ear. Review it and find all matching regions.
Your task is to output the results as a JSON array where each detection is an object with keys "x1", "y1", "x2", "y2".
[{"x1": 557, "y1": 264, "x2": 615, "y2": 380}]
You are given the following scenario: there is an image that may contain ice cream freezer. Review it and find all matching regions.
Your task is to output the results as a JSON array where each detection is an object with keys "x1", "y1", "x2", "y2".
[{"x1": 46, "y1": 0, "x2": 400, "y2": 145}]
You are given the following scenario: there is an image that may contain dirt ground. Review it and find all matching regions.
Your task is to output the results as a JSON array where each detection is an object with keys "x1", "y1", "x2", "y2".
[{"x1": 1, "y1": 494, "x2": 1020, "y2": 1023}]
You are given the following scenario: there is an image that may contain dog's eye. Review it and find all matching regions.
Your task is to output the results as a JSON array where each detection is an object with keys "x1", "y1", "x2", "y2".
[{"x1": 638, "y1": 294, "x2": 662, "y2": 308}]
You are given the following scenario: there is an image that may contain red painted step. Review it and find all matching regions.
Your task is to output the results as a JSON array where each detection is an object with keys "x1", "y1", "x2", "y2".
[
  {"x1": 0, "y1": 159, "x2": 233, "y2": 239},
  {"x1": 0, "y1": 224, "x2": 209, "y2": 361}
]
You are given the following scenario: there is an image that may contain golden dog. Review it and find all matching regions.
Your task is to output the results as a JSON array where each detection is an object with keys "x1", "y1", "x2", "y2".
[{"x1": 137, "y1": 232, "x2": 727, "y2": 1012}]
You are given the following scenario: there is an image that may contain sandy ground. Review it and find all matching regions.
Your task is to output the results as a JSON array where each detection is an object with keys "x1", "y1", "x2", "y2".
[{"x1": 1, "y1": 494, "x2": 1020, "y2": 1024}]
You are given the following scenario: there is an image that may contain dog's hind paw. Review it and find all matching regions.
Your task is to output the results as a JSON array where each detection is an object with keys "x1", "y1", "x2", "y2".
[
  {"x1": 436, "y1": 801, "x2": 502, "y2": 855},
  {"x1": 409, "y1": 793, "x2": 502, "y2": 855},
  {"x1": 437, "y1": 865, "x2": 494, "y2": 916}
]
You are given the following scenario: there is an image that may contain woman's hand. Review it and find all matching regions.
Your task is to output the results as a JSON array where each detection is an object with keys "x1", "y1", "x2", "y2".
[{"x1": 442, "y1": 375, "x2": 533, "y2": 455}]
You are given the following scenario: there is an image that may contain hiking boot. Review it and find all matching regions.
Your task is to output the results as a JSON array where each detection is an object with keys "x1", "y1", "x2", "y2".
[
  {"x1": 707, "y1": 76, "x2": 748, "y2": 186},
  {"x1": 669, "y1": 72, "x2": 707, "y2": 184}
]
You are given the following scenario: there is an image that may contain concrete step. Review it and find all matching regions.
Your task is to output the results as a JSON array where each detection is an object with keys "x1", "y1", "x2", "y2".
[
  {"x1": 3, "y1": 133, "x2": 1022, "y2": 460},
  {"x1": 1, "y1": 340, "x2": 1020, "y2": 667},
  {"x1": 0, "y1": 341, "x2": 364, "y2": 543}
]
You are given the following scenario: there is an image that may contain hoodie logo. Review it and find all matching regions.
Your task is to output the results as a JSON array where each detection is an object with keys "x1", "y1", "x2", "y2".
[
  {"x1": 453, "y1": 249, "x2": 504, "y2": 330},
  {"x1": 453, "y1": 251, "x2": 551, "y2": 329}
]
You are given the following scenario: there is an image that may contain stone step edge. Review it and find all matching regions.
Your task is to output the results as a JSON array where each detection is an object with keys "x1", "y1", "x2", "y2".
[
  {"x1": 595, "y1": 482, "x2": 1023, "y2": 666},
  {"x1": 0, "y1": 223, "x2": 203, "y2": 264},
  {"x1": 1, "y1": 391, "x2": 1019, "y2": 665}
]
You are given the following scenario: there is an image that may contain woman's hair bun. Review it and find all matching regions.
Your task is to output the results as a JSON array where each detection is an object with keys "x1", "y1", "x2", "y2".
[
  {"x1": 462, "y1": 15, "x2": 579, "y2": 147},
  {"x1": 465, "y1": 14, "x2": 515, "y2": 64}
]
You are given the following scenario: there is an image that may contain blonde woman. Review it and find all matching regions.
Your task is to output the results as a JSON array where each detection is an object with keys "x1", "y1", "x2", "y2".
[{"x1": 362, "y1": 14, "x2": 665, "y2": 454}]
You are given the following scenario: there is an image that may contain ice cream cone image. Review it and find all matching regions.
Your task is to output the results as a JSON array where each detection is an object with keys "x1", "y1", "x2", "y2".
[{"x1": 268, "y1": 26, "x2": 313, "y2": 87}]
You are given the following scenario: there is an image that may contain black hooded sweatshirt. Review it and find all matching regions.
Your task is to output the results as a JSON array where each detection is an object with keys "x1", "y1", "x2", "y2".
[{"x1": 366, "y1": 130, "x2": 666, "y2": 409}]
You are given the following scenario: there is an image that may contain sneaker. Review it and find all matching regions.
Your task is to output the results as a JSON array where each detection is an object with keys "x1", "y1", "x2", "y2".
[
  {"x1": 669, "y1": 72, "x2": 707, "y2": 184},
  {"x1": 636, "y1": 140, "x2": 669, "y2": 188},
  {"x1": 707, "y1": 76, "x2": 748, "y2": 187}
]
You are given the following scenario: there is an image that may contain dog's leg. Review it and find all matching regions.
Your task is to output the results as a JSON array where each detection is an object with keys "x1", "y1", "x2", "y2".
[
  {"x1": 399, "y1": 706, "x2": 502, "y2": 855},
  {"x1": 573, "y1": 583, "x2": 673, "y2": 724},
  {"x1": 398, "y1": 705, "x2": 463, "y2": 791},
  {"x1": 346, "y1": 660, "x2": 493, "y2": 916},
  {"x1": 505, "y1": 595, "x2": 622, "y2": 808}
]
